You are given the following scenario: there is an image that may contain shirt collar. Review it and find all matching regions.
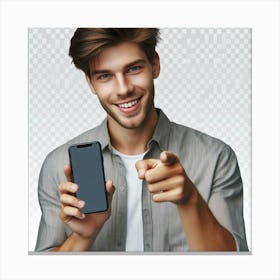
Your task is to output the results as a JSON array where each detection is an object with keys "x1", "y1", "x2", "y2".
[
  {"x1": 97, "y1": 108, "x2": 171, "y2": 152},
  {"x1": 148, "y1": 108, "x2": 171, "y2": 151}
]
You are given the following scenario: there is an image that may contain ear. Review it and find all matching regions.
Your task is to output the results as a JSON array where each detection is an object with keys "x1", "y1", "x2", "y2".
[
  {"x1": 152, "y1": 52, "x2": 160, "y2": 79},
  {"x1": 85, "y1": 74, "x2": 96, "y2": 95}
]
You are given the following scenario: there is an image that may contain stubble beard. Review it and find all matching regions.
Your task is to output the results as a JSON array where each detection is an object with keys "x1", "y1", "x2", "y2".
[{"x1": 101, "y1": 85, "x2": 156, "y2": 131}]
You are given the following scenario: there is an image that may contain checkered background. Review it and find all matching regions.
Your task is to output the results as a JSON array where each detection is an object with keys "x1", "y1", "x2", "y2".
[{"x1": 29, "y1": 28, "x2": 251, "y2": 251}]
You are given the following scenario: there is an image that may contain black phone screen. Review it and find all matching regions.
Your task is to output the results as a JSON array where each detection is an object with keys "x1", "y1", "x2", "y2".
[{"x1": 68, "y1": 141, "x2": 108, "y2": 214}]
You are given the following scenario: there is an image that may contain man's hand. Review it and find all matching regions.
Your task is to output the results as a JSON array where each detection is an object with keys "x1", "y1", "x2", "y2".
[
  {"x1": 136, "y1": 151, "x2": 237, "y2": 251},
  {"x1": 135, "y1": 151, "x2": 194, "y2": 205},
  {"x1": 59, "y1": 164, "x2": 115, "y2": 239}
]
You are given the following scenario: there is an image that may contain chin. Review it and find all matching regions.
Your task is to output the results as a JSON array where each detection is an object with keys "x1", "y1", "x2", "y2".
[
  {"x1": 106, "y1": 102, "x2": 154, "y2": 130},
  {"x1": 118, "y1": 118, "x2": 144, "y2": 130}
]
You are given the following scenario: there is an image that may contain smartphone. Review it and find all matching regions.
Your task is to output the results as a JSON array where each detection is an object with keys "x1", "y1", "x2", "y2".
[{"x1": 68, "y1": 141, "x2": 108, "y2": 214}]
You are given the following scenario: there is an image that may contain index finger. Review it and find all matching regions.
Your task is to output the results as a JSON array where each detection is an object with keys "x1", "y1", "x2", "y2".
[
  {"x1": 160, "y1": 151, "x2": 180, "y2": 166},
  {"x1": 58, "y1": 182, "x2": 78, "y2": 194}
]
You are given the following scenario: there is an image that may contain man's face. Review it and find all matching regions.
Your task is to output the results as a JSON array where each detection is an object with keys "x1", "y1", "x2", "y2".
[{"x1": 86, "y1": 42, "x2": 160, "y2": 130}]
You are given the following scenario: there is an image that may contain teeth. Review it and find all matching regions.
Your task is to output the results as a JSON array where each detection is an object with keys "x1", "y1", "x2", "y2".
[{"x1": 118, "y1": 99, "x2": 138, "y2": 109}]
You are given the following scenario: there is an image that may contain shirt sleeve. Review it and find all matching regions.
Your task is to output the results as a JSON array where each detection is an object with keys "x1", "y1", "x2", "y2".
[
  {"x1": 208, "y1": 145, "x2": 249, "y2": 251},
  {"x1": 35, "y1": 151, "x2": 67, "y2": 252}
]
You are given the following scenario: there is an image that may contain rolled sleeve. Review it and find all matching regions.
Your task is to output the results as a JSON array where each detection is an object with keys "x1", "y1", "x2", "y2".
[
  {"x1": 208, "y1": 145, "x2": 249, "y2": 252},
  {"x1": 35, "y1": 151, "x2": 67, "y2": 252},
  {"x1": 231, "y1": 231, "x2": 249, "y2": 252}
]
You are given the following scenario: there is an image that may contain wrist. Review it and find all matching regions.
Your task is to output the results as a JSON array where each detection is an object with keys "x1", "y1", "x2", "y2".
[
  {"x1": 72, "y1": 230, "x2": 98, "y2": 242},
  {"x1": 70, "y1": 232, "x2": 96, "y2": 250},
  {"x1": 177, "y1": 179, "x2": 199, "y2": 208},
  {"x1": 51, "y1": 232, "x2": 97, "y2": 252}
]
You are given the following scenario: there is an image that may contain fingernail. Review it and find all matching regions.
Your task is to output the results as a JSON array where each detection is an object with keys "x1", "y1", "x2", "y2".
[
  {"x1": 70, "y1": 184, "x2": 77, "y2": 192},
  {"x1": 78, "y1": 200, "x2": 85, "y2": 208},
  {"x1": 160, "y1": 152, "x2": 167, "y2": 162}
]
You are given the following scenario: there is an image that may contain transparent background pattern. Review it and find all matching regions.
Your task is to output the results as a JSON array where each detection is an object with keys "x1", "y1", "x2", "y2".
[{"x1": 29, "y1": 28, "x2": 251, "y2": 251}]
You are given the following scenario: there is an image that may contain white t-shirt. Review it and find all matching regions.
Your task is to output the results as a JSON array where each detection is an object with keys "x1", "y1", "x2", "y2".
[{"x1": 112, "y1": 147, "x2": 145, "y2": 251}]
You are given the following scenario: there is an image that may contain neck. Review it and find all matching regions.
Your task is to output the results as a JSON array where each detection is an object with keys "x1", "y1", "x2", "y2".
[{"x1": 108, "y1": 109, "x2": 158, "y2": 155}]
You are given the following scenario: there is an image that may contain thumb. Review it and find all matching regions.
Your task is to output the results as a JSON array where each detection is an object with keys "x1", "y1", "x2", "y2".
[
  {"x1": 64, "y1": 164, "x2": 72, "y2": 182},
  {"x1": 106, "y1": 179, "x2": 115, "y2": 204},
  {"x1": 135, "y1": 158, "x2": 160, "y2": 179}
]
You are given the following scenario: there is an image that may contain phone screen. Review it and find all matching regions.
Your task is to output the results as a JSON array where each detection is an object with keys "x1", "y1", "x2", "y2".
[{"x1": 68, "y1": 141, "x2": 108, "y2": 214}]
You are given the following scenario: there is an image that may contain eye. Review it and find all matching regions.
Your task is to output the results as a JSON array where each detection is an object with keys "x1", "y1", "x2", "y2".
[
  {"x1": 97, "y1": 73, "x2": 111, "y2": 80},
  {"x1": 127, "y1": 65, "x2": 142, "y2": 73}
]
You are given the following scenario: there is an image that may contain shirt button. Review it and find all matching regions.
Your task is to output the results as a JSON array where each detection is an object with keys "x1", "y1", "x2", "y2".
[
  {"x1": 119, "y1": 186, "x2": 125, "y2": 192},
  {"x1": 143, "y1": 209, "x2": 149, "y2": 217},
  {"x1": 145, "y1": 243, "x2": 151, "y2": 250}
]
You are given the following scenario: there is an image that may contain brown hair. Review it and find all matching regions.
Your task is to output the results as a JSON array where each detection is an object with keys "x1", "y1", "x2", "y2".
[{"x1": 69, "y1": 28, "x2": 160, "y2": 78}]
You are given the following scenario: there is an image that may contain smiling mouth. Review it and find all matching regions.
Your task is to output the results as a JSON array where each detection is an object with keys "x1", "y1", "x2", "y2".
[{"x1": 116, "y1": 98, "x2": 141, "y2": 109}]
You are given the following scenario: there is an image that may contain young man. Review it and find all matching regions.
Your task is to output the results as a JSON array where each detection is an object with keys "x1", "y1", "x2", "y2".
[{"x1": 35, "y1": 28, "x2": 248, "y2": 252}]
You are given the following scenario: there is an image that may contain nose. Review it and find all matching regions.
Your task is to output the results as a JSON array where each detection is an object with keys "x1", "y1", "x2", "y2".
[{"x1": 115, "y1": 74, "x2": 133, "y2": 96}]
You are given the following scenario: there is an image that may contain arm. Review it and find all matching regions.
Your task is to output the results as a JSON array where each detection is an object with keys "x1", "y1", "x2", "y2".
[
  {"x1": 136, "y1": 150, "x2": 246, "y2": 251},
  {"x1": 52, "y1": 165, "x2": 115, "y2": 252},
  {"x1": 51, "y1": 232, "x2": 97, "y2": 252},
  {"x1": 35, "y1": 158, "x2": 114, "y2": 252},
  {"x1": 176, "y1": 185, "x2": 236, "y2": 251}
]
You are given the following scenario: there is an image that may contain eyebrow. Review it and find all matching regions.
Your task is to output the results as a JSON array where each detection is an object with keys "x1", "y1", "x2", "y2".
[{"x1": 91, "y1": 59, "x2": 147, "y2": 77}]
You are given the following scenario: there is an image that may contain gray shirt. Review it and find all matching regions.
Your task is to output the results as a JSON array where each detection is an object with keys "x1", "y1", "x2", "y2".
[{"x1": 35, "y1": 109, "x2": 248, "y2": 252}]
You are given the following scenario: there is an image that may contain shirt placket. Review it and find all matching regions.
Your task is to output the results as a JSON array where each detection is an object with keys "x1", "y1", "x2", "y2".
[
  {"x1": 142, "y1": 143, "x2": 162, "y2": 251},
  {"x1": 112, "y1": 153, "x2": 128, "y2": 251}
]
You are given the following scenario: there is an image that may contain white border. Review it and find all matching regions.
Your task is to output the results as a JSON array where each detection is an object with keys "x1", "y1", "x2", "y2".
[{"x1": 0, "y1": 1, "x2": 279, "y2": 280}]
